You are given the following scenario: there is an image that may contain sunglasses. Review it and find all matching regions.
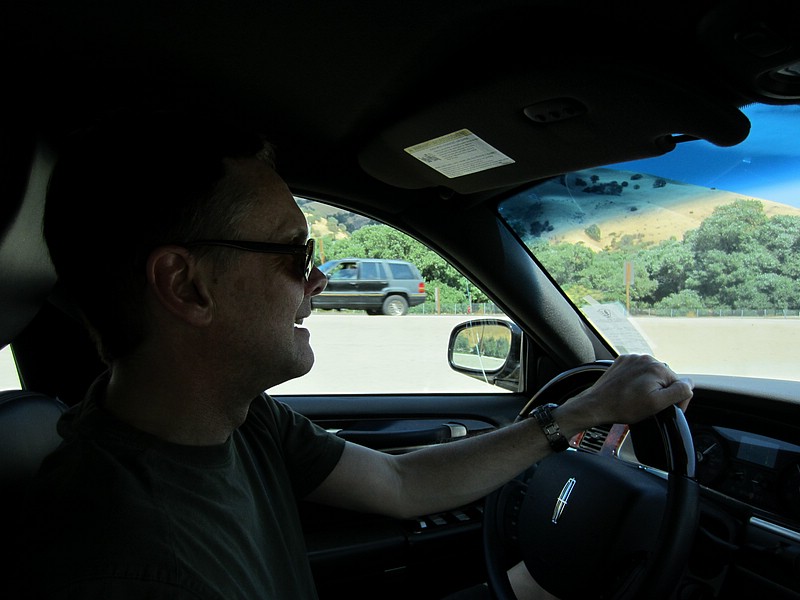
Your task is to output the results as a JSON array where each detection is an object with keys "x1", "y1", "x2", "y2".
[{"x1": 183, "y1": 238, "x2": 316, "y2": 281}]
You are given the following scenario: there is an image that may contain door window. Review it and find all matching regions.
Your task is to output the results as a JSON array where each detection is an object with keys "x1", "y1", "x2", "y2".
[{"x1": 270, "y1": 199, "x2": 512, "y2": 395}]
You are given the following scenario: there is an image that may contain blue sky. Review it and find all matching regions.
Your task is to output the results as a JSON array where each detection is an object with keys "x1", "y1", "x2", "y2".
[{"x1": 612, "y1": 104, "x2": 800, "y2": 208}]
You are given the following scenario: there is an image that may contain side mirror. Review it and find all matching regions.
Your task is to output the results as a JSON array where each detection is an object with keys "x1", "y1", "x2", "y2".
[{"x1": 447, "y1": 319, "x2": 522, "y2": 392}]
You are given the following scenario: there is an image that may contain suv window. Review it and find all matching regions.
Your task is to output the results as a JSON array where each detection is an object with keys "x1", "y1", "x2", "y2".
[
  {"x1": 272, "y1": 199, "x2": 512, "y2": 395},
  {"x1": 359, "y1": 261, "x2": 384, "y2": 279},
  {"x1": 328, "y1": 261, "x2": 358, "y2": 280},
  {"x1": 387, "y1": 262, "x2": 416, "y2": 280}
]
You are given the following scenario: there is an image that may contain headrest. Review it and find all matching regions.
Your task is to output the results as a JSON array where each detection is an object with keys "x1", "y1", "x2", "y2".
[{"x1": 0, "y1": 140, "x2": 58, "y2": 348}]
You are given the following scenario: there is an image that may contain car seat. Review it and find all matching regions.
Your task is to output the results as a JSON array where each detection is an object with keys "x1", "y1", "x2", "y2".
[
  {"x1": 0, "y1": 389, "x2": 66, "y2": 600},
  {"x1": 0, "y1": 389, "x2": 66, "y2": 483}
]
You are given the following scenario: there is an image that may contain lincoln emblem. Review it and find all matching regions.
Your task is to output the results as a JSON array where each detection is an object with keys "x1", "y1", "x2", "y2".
[{"x1": 551, "y1": 477, "x2": 576, "y2": 524}]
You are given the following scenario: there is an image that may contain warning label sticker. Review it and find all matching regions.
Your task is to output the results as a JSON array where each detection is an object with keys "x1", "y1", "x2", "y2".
[{"x1": 405, "y1": 129, "x2": 514, "y2": 179}]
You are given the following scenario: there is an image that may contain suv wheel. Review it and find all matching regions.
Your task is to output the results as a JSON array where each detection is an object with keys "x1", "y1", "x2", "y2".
[{"x1": 382, "y1": 295, "x2": 408, "y2": 316}]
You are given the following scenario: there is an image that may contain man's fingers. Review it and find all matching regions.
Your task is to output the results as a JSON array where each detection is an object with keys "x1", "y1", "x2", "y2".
[{"x1": 661, "y1": 377, "x2": 694, "y2": 410}]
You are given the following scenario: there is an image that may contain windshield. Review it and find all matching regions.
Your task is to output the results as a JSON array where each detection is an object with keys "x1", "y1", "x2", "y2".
[{"x1": 498, "y1": 104, "x2": 800, "y2": 382}]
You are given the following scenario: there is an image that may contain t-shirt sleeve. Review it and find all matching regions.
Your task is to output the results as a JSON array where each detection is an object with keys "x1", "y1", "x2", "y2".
[{"x1": 243, "y1": 394, "x2": 346, "y2": 499}]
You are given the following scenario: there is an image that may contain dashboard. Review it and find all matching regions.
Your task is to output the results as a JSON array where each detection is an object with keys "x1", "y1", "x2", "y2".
[
  {"x1": 692, "y1": 424, "x2": 800, "y2": 525},
  {"x1": 578, "y1": 416, "x2": 800, "y2": 529}
]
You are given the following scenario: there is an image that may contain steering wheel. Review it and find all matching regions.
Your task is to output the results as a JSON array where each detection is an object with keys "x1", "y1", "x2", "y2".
[{"x1": 483, "y1": 361, "x2": 698, "y2": 600}]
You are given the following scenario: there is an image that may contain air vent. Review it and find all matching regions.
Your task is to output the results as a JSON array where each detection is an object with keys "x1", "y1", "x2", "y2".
[{"x1": 577, "y1": 424, "x2": 612, "y2": 453}]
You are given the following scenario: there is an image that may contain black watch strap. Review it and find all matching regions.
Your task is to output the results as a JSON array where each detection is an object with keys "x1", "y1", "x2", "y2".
[{"x1": 530, "y1": 403, "x2": 569, "y2": 452}]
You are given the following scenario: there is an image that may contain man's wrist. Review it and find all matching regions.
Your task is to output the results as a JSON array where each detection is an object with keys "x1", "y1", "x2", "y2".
[{"x1": 530, "y1": 403, "x2": 570, "y2": 452}]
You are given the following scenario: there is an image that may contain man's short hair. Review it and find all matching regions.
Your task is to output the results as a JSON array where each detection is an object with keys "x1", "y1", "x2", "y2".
[{"x1": 44, "y1": 108, "x2": 274, "y2": 362}]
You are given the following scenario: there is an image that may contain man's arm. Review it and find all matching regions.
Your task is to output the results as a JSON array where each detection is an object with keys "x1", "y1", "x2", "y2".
[{"x1": 304, "y1": 354, "x2": 693, "y2": 519}]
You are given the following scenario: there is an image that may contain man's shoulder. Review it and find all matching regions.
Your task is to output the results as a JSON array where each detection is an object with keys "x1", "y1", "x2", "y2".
[{"x1": 245, "y1": 392, "x2": 299, "y2": 427}]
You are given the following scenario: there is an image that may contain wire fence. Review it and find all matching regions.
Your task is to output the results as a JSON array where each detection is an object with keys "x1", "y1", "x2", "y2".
[
  {"x1": 629, "y1": 307, "x2": 800, "y2": 318},
  {"x1": 412, "y1": 304, "x2": 800, "y2": 318},
  {"x1": 413, "y1": 305, "x2": 800, "y2": 318},
  {"x1": 409, "y1": 302, "x2": 504, "y2": 316}
]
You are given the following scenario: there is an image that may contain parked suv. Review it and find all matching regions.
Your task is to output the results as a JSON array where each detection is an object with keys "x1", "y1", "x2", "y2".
[{"x1": 313, "y1": 258, "x2": 426, "y2": 316}]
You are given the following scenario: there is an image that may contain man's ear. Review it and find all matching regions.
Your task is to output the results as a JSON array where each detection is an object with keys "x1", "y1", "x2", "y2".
[{"x1": 146, "y1": 246, "x2": 214, "y2": 326}]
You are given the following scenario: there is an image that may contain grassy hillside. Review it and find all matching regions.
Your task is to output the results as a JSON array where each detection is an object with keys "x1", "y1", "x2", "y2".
[{"x1": 524, "y1": 168, "x2": 800, "y2": 251}]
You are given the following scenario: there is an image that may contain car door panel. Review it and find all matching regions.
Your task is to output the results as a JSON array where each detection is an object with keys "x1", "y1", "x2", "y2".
[
  {"x1": 280, "y1": 391, "x2": 522, "y2": 600},
  {"x1": 320, "y1": 277, "x2": 361, "y2": 307}
]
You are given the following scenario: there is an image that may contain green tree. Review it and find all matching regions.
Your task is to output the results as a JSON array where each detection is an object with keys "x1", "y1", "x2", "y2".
[
  {"x1": 533, "y1": 241, "x2": 594, "y2": 285},
  {"x1": 759, "y1": 214, "x2": 800, "y2": 279},
  {"x1": 685, "y1": 200, "x2": 800, "y2": 308},
  {"x1": 655, "y1": 289, "x2": 704, "y2": 310},
  {"x1": 689, "y1": 199, "x2": 767, "y2": 254},
  {"x1": 635, "y1": 239, "x2": 693, "y2": 304},
  {"x1": 585, "y1": 223, "x2": 601, "y2": 242},
  {"x1": 425, "y1": 279, "x2": 467, "y2": 307}
]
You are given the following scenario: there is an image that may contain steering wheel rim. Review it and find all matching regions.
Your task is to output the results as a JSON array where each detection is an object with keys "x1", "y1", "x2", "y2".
[{"x1": 483, "y1": 361, "x2": 698, "y2": 600}]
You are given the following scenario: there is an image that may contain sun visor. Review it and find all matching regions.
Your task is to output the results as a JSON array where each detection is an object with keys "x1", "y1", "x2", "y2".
[{"x1": 358, "y1": 66, "x2": 751, "y2": 195}]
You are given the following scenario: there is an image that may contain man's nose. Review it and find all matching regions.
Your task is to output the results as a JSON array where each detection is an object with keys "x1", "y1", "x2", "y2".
[{"x1": 306, "y1": 266, "x2": 327, "y2": 296}]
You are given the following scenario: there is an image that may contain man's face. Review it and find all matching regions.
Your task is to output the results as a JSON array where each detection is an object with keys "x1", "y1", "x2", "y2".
[{"x1": 208, "y1": 158, "x2": 327, "y2": 392}]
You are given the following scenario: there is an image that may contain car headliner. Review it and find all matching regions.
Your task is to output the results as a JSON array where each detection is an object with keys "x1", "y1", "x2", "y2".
[{"x1": 9, "y1": 1, "x2": 796, "y2": 204}]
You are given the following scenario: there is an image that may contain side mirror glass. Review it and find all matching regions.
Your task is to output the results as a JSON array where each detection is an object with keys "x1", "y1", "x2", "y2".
[{"x1": 447, "y1": 319, "x2": 522, "y2": 392}]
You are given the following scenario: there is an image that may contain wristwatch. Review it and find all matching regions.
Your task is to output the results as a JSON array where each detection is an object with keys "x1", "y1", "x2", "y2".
[{"x1": 530, "y1": 403, "x2": 569, "y2": 452}]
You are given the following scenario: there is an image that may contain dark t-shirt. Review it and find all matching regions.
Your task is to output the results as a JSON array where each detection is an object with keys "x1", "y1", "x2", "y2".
[{"x1": 16, "y1": 376, "x2": 346, "y2": 599}]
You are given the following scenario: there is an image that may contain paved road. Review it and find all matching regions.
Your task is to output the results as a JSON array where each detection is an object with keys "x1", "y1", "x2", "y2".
[
  {"x1": 270, "y1": 314, "x2": 506, "y2": 394},
  {"x1": 3, "y1": 314, "x2": 799, "y2": 394},
  {"x1": 632, "y1": 316, "x2": 800, "y2": 380},
  {"x1": 271, "y1": 313, "x2": 800, "y2": 394}
]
